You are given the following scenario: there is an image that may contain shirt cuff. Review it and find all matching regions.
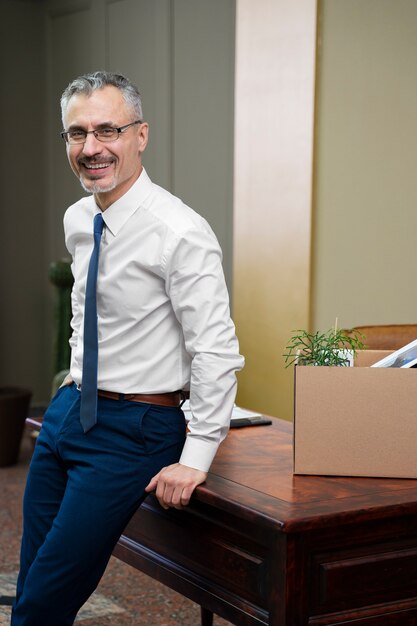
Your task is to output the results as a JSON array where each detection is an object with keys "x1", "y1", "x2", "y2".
[{"x1": 179, "y1": 434, "x2": 219, "y2": 472}]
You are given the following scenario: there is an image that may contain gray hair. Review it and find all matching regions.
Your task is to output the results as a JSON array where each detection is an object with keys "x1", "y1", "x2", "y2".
[{"x1": 60, "y1": 71, "x2": 143, "y2": 123}]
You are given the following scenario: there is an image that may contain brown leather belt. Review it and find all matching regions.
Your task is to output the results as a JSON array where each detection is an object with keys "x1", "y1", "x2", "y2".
[{"x1": 97, "y1": 389, "x2": 189, "y2": 407}]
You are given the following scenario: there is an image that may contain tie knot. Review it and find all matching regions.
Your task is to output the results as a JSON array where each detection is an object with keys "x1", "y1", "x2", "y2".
[{"x1": 93, "y1": 212, "x2": 104, "y2": 236}]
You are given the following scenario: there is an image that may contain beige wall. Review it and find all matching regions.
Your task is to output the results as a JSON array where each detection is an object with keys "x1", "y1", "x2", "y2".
[
  {"x1": 233, "y1": 0, "x2": 317, "y2": 419},
  {"x1": 312, "y1": 0, "x2": 417, "y2": 331},
  {"x1": 233, "y1": 0, "x2": 417, "y2": 420}
]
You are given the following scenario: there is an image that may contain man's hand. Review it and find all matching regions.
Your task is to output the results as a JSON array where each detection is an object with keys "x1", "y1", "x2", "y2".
[
  {"x1": 59, "y1": 375, "x2": 73, "y2": 388},
  {"x1": 145, "y1": 463, "x2": 207, "y2": 510}
]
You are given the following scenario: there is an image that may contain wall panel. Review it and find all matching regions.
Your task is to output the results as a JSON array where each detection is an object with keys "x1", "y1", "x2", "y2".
[
  {"x1": 233, "y1": 0, "x2": 317, "y2": 419},
  {"x1": 0, "y1": 0, "x2": 48, "y2": 400},
  {"x1": 45, "y1": 0, "x2": 235, "y2": 288},
  {"x1": 106, "y1": 0, "x2": 172, "y2": 190},
  {"x1": 172, "y1": 0, "x2": 235, "y2": 285},
  {"x1": 312, "y1": 0, "x2": 417, "y2": 331},
  {"x1": 40, "y1": 0, "x2": 236, "y2": 399},
  {"x1": 46, "y1": 2, "x2": 95, "y2": 262}
]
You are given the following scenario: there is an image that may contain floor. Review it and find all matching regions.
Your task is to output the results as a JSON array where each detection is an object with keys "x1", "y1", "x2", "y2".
[{"x1": 0, "y1": 430, "x2": 232, "y2": 626}]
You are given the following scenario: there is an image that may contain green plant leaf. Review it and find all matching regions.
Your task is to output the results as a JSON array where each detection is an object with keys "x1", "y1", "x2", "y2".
[{"x1": 283, "y1": 326, "x2": 366, "y2": 368}]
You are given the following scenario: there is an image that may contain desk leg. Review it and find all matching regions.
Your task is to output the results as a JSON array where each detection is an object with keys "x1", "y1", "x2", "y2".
[{"x1": 201, "y1": 606, "x2": 213, "y2": 626}]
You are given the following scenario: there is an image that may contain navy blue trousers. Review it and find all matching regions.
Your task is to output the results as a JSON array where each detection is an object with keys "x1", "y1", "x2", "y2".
[{"x1": 11, "y1": 383, "x2": 186, "y2": 626}]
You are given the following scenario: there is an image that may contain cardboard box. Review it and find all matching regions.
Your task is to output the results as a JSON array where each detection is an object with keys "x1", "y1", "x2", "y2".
[{"x1": 293, "y1": 350, "x2": 417, "y2": 478}]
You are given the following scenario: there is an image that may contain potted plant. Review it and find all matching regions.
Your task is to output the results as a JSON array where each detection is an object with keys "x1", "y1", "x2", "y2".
[{"x1": 284, "y1": 323, "x2": 365, "y2": 368}]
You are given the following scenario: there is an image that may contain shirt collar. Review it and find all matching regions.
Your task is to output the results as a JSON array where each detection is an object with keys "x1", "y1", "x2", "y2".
[{"x1": 94, "y1": 168, "x2": 153, "y2": 236}]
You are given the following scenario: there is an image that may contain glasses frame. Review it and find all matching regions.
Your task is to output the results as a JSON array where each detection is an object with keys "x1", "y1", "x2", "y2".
[{"x1": 61, "y1": 120, "x2": 142, "y2": 144}]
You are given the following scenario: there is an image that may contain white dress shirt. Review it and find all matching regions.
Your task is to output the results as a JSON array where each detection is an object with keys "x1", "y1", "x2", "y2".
[{"x1": 64, "y1": 169, "x2": 244, "y2": 472}]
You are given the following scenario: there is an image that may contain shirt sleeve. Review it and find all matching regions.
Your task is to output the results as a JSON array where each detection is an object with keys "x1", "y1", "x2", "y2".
[
  {"x1": 63, "y1": 210, "x2": 82, "y2": 355},
  {"x1": 68, "y1": 261, "x2": 82, "y2": 351},
  {"x1": 165, "y1": 226, "x2": 245, "y2": 472}
]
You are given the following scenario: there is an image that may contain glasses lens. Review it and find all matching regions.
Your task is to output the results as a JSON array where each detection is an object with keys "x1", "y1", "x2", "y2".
[
  {"x1": 63, "y1": 127, "x2": 122, "y2": 144},
  {"x1": 67, "y1": 130, "x2": 87, "y2": 144},
  {"x1": 96, "y1": 128, "x2": 119, "y2": 142}
]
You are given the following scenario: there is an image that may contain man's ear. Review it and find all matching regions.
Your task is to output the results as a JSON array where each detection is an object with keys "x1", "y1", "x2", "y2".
[{"x1": 138, "y1": 122, "x2": 149, "y2": 154}]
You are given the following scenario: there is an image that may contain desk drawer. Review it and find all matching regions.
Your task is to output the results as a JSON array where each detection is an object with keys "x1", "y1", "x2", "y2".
[
  {"x1": 311, "y1": 541, "x2": 417, "y2": 614},
  {"x1": 123, "y1": 499, "x2": 270, "y2": 609}
]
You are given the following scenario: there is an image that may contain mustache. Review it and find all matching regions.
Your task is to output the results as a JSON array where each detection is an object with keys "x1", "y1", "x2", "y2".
[{"x1": 77, "y1": 156, "x2": 117, "y2": 166}]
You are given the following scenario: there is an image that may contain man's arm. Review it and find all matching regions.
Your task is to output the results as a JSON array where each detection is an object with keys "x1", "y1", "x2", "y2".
[
  {"x1": 59, "y1": 278, "x2": 79, "y2": 388},
  {"x1": 146, "y1": 225, "x2": 244, "y2": 508}
]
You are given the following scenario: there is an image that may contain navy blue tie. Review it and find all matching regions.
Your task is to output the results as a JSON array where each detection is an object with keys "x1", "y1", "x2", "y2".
[{"x1": 80, "y1": 212, "x2": 104, "y2": 432}]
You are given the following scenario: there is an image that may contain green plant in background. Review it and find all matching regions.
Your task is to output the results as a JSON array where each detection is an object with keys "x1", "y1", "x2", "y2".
[
  {"x1": 283, "y1": 324, "x2": 366, "y2": 368},
  {"x1": 49, "y1": 259, "x2": 74, "y2": 375}
]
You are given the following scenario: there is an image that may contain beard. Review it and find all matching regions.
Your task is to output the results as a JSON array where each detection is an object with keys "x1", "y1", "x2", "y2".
[
  {"x1": 80, "y1": 177, "x2": 117, "y2": 194},
  {"x1": 77, "y1": 157, "x2": 117, "y2": 195}
]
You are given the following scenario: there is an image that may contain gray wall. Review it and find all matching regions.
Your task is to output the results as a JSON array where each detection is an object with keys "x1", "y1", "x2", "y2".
[
  {"x1": 2, "y1": 0, "x2": 236, "y2": 402},
  {"x1": 0, "y1": 1, "x2": 48, "y2": 401}
]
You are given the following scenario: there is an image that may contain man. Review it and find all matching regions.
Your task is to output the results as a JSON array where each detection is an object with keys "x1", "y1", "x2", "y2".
[{"x1": 12, "y1": 71, "x2": 244, "y2": 626}]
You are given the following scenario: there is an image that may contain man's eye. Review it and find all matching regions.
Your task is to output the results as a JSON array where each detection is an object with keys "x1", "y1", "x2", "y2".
[
  {"x1": 69, "y1": 131, "x2": 86, "y2": 139},
  {"x1": 98, "y1": 128, "x2": 116, "y2": 137}
]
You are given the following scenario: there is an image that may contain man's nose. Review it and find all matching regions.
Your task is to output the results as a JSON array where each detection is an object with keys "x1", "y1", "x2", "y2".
[{"x1": 81, "y1": 132, "x2": 103, "y2": 156}]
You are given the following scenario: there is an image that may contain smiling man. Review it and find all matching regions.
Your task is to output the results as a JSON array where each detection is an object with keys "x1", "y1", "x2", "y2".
[
  {"x1": 11, "y1": 71, "x2": 244, "y2": 626},
  {"x1": 64, "y1": 85, "x2": 146, "y2": 202}
]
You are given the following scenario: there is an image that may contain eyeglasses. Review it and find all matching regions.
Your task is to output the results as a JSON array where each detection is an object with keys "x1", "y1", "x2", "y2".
[{"x1": 61, "y1": 120, "x2": 142, "y2": 145}]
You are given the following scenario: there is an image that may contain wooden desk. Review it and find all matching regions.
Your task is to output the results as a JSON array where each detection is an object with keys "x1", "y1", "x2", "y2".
[
  {"x1": 114, "y1": 418, "x2": 417, "y2": 626},
  {"x1": 27, "y1": 417, "x2": 417, "y2": 625}
]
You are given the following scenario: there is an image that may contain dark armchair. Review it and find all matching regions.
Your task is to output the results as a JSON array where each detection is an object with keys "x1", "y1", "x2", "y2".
[{"x1": 345, "y1": 324, "x2": 417, "y2": 350}]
